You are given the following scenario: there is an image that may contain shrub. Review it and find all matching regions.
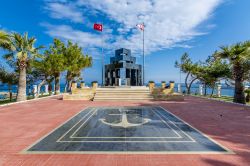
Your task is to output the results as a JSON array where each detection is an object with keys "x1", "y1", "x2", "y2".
[{"x1": 245, "y1": 89, "x2": 250, "y2": 102}]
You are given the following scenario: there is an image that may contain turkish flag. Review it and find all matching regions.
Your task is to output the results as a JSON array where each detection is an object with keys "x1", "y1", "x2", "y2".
[{"x1": 93, "y1": 23, "x2": 103, "y2": 32}]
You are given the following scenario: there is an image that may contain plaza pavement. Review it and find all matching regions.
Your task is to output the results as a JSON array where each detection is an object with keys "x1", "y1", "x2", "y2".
[{"x1": 0, "y1": 96, "x2": 249, "y2": 166}]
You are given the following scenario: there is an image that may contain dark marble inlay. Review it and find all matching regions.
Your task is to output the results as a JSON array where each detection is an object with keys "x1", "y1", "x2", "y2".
[{"x1": 26, "y1": 106, "x2": 231, "y2": 153}]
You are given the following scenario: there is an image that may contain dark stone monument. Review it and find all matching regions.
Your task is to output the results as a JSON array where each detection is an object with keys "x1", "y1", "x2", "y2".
[{"x1": 105, "y1": 48, "x2": 142, "y2": 86}]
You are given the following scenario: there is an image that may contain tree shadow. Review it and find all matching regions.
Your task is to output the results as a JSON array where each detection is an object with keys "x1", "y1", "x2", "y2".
[{"x1": 203, "y1": 159, "x2": 238, "y2": 166}]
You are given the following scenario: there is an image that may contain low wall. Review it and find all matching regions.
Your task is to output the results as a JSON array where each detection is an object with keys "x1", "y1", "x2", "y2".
[{"x1": 63, "y1": 88, "x2": 95, "y2": 101}]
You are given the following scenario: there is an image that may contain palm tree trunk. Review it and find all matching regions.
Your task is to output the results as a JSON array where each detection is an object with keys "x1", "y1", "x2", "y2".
[
  {"x1": 8, "y1": 84, "x2": 12, "y2": 101},
  {"x1": 233, "y1": 64, "x2": 246, "y2": 104},
  {"x1": 54, "y1": 73, "x2": 60, "y2": 95},
  {"x1": 17, "y1": 68, "x2": 26, "y2": 102},
  {"x1": 234, "y1": 78, "x2": 245, "y2": 104}
]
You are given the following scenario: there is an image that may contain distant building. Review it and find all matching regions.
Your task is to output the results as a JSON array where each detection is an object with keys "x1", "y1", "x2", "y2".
[{"x1": 105, "y1": 48, "x2": 142, "y2": 86}]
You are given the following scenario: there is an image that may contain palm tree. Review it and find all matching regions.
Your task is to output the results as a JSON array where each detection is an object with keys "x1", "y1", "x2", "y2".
[
  {"x1": 0, "y1": 66, "x2": 18, "y2": 101},
  {"x1": 3, "y1": 32, "x2": 43, "y2": 101},
  {"x1": 0, "y1": 30, "x2": 11, "y2": 49},
  {"x1": 215, "y1": 41, "x2": 250, "y2": 104}
]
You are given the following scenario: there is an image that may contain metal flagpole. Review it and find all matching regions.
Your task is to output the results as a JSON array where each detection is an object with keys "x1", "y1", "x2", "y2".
[
  {"x1": 101, "y1": 23, "x2": 104, "y2": 86},
  {"x1": 142, "y1": 22, "x2": 145, "y2": 86},
  {"x1": 102, "y1": 46, "x2": 104, "y2": 86}
]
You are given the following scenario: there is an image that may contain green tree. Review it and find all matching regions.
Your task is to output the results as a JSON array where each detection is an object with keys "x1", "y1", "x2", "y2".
[
  {"x1": 215, "y1": 41, "x2": 250, "y2": 104},
  {"x1": 175, "y1": 53, "x2": 201, "y2": 94},
  {"x1": 63, "y1": 41, "x2": 92, "y2": 92},
  {"x1": 198, "y1": 56, "x2": 231, "y2": 96},
  {"x1": 31, "y1": 54, "x2": 55, "y2": 97},
  {"x1": 3, "y1": 33, "x2": 43, "y2": 101},
  {"x1": 0, "y1": 66, "x2": 18, "y2": 101},
  {"x1": 44, "y1": 39, "x2": 65, "y2": 95}
]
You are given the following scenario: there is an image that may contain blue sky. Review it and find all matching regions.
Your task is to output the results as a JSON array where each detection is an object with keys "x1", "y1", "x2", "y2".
[{"x1": 0, "y1": 0, "x2": 250, "y2": 84}]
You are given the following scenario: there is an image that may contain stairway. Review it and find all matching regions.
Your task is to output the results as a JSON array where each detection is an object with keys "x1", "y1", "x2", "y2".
[{"x1": 93, "y1": 87, "x2": 154, "y2": 101}]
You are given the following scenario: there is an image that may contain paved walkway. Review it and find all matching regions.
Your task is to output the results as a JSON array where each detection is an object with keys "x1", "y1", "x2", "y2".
[{"x1": 0, "y1": 96, "x2": 249, "y2": 166}]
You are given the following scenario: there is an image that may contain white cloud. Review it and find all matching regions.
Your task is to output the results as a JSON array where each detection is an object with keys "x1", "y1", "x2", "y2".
[
  {"x1": 43, "y1": 0, "x2": 222, "y2": 55},
  {"x1": 44, "y1": 2, "x2": 84, "y2": 23},
  {"x1": 41, "y1": 23, "x2": 112, "y2": 59}
]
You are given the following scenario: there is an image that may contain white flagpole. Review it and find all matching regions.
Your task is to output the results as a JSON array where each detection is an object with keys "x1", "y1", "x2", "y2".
[
  {"x1": 101, "y1": 23, "x2": 104, "y2": 86},
  {"x1": 102, "y1": 45, "x2": 104, "y2": 86},
  {"x1": 142, "y1": 22, "x2": 145, "y2": 86}
]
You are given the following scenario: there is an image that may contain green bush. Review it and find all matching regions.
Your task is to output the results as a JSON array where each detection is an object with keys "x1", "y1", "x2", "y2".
[
  {"x1": 245, "y1": 89, "x2": 250, "y2": 94},
  {"x1": 245, "y1": 89, "x2": 250, "y2": 102}
]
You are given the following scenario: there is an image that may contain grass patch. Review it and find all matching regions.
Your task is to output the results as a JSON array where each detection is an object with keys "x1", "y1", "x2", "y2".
[
  {"x1": 0, "y1": 94, "x2": 52, "y2": 105},
  {"x1": 192, "y1": 94, "x2": 250, "y2": 105},
  {"x1": 0, "y1": 99, "x2": 16, "y2": 105}
]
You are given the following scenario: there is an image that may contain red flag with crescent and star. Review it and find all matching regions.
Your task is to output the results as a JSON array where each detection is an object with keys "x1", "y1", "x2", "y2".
[{"x1": 93, "y1": 23, "x2": 103, "y2": 32}]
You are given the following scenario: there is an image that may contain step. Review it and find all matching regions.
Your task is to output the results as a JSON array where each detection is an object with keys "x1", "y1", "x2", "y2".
[
  {"x1": 94, "y1": 96, "x2": 154, "y2": 98},
  {"x1": 96, "y1": 92, "x2": 150, "y2": 95},
  {"x1": 96, "y1": 90, "x2": 150, "y2": 92},
  {"x1": 94, "y1": 96, "x2": 153, "y2": 98},
  {"x1": 94, "y1": 98, "x2": 154, "y2": 101},
  {"x1": 94, "y1": 95, "x2": 152, "y2": 98},
  {"x1": 94, "y1": 87, "x2": 152, "y2": 101},
  {"x1": 96, "y1": 92, "x2": 150, "y2": 94},
  {"x1": 96, "y1": 89, "x2": 149, "y2": 91},
  {"x1": 96, "y1": 91, "x2": 150, "y2": 93}
]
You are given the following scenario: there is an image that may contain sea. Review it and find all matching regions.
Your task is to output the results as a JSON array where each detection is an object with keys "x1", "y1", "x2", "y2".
[{"x1": 0, "y1": 82, "x2": 235, "y2": 98}]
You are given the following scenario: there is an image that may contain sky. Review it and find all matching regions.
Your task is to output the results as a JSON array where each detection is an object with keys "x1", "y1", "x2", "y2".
[{"x1": 0, "y1": 0, "x2": 250, "y2": 84}]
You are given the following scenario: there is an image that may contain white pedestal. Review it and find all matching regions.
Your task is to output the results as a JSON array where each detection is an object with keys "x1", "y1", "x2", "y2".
[
  {"x1": 199, "y1": 85, "x2": 203, "y2": 96},
  {"x1": 217, "y1": 84, "x2": 222, "y2": 97},
  {"x1": 178, "y1": 84, "x2": 181, "y2": 93},
  {"x1": 45, "y1": 85, "x2": 49, "y2": 94},
  {"x1": 118, "y1": 78, "x2": 122, "y2": 86},
  {"x1": 33, "y1": 85, "x2": 38, "y2": 95}
]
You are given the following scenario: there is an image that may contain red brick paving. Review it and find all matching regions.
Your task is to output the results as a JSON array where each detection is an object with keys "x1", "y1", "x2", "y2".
[{"x1": 0, "y1": 96, "x2": 249, "y2": 166}]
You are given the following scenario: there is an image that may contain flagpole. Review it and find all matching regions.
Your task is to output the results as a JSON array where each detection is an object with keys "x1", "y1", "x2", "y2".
[
  {"x1": 93, "y1": 23, "x2": 104, "y2": 86},
  {"x1": 102, "y1": 45, "x2": 104, "y2": 86},
  {"x1": 101, "y1": 23, "x2": 104, "y2": 86},
  {"x1": 142, "y1": 22, "x2": 145, "y2": 86}
]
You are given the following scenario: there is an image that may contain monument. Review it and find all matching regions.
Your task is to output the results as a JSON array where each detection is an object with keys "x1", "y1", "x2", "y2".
[{"x1": 105, "y1": 48, "x2": 142, "y2": 86}]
